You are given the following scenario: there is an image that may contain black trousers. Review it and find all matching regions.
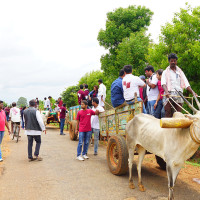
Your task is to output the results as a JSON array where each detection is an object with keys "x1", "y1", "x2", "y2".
[{"x1": 27, "y1": 135, "x2": 41, "y2": 159}]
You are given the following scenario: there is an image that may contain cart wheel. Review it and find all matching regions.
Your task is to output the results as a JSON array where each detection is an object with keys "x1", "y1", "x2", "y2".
[
  {"x1": 69, "y1": 120, "x2": 77, "y2": 141},
  {"x1": 107, "y1": 135, "x2": 128, "y2": 175},
  {"x1": 155, "y1": 155, "x2": 166, "y2": 170}
]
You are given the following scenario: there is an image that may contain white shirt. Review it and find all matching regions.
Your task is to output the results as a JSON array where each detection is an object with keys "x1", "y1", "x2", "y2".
[
  {"x1": 9, "y1": 107, "x2": 21, "y2": 122},
  {"x1": 91, "y1": 105, "x2": 105, "y2": 129},
  {"x1": 98, "y1": 83, "x2": 106, "y2": 98},
  {"x1": 25, "y1": 110, "x2": 46, "y2": 136},
  {"x1": 146, "y1": 74, "x2": 159, "y2": 101},
  {"x1": 44, "y1": 100, "x2": 48, "y2": 108},
  {"x1": 122, "y1": 74, "x2": 145, "y2": 101},
  {"x1": 161, "y1": 67, "x2": 190, "y2": 92},
  {"x1": 46, "y1": 99, "x2": 51, "y2": 108}
]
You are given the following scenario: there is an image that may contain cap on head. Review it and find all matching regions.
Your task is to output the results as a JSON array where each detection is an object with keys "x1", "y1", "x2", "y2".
[{"x1": 139, "y1": 75, "x2": 146, "y2": 80}]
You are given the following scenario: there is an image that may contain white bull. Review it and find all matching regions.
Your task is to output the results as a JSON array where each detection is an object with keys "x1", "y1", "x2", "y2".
[
  {"x1": 126, "y1": 91, "x2": 200, "y2": 200},
  {"x1": 40, "y1": 110, "x2": 50, "y2": 126}
]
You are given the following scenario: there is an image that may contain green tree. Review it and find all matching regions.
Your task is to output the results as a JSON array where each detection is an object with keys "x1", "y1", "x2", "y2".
[
  {"x1": 17, "y1": 97, "x2": 28, "y2": 108},
  {"x1": 78, "y1": 70, "x2": 104, "y2": 91},
  {"x1": 116, "y1": 31, "x2": 150, "y2": 76},
  {"x1": 98, "y1": 5, "x2": 153, "y2": 77},
  {"x1": 147, "y1": 4, "x2": 200, "y2": 95},
  {"x1": 61, "y1": 86, "x2": 79, "y2": 108}
]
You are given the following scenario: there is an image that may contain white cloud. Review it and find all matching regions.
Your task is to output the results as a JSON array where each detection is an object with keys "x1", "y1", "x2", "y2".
[{"x1": 0, "y1": 0, "x2": 199, "y2": 104}]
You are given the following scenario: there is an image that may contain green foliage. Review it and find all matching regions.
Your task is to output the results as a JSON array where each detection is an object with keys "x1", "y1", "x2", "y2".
[
  {"x1": 50, "y1": 98, "x2": 56, "y2": 110},
  {"x1": 39, "y1": 100, "x2": 44, "y2": 110},
  {"x1": 61, "y1": 86, "x2": 79, "y2": 108},
  {"x1": 17, "y1": 97, "x2": 28, "y2": 108},
  {"x1": 116, "y1": 31, "x2": 150, "y2": 76},
  {"x1": 98, "y1": 5, "x2": 153, "y2": 77},
  {"x1": 147, "y1": 4, "x2": 200, "y2": 83},
  {"x1": 98, "y1": 5, "x2": 153, "y2": 49},
  {"x1": 3, "y1": 102, "x2": 7, "y2": 107},
  {"x1": 78, "y1": 70, "x2": 104, "y2": 91}
]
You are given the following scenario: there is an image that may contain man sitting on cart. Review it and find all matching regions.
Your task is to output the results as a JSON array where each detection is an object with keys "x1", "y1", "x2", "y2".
[{"x1": 122, "y1": 65, "x2": 147, "y2": 113}]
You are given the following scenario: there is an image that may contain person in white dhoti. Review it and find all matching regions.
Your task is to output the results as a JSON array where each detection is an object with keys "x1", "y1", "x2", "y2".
[{"x1": 97, "y1": 79, "x2": 106, "y2": 107}]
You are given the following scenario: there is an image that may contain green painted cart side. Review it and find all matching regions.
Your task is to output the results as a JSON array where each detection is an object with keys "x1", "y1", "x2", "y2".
[{"x1": 99, "y1": 101, "x2": 143, "y2": 139}]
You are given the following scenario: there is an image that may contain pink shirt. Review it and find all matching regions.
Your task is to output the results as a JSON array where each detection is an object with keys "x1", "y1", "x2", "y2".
[
  {"x1": 76, "y1": 109, "x2": 95, "y2": 132},
  {"x1": 158, "y1": 80, "x2": 164, "y2": 100},
  {"x1": 0, "y1": 110, "x2": 6, "y2": 131}
]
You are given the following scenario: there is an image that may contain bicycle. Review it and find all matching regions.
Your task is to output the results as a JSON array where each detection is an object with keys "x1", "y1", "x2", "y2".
[{"x1": 12, "y1": 122, "x2": 20, "y2": 143}]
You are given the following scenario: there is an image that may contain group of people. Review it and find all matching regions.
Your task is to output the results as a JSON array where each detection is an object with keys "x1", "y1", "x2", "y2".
[
  {"x1": 74, "y1": 53, "x2": 198, "y2": 161},
  {"x1": 77, "y1": 79, "x2": 107, "y2": 108},
  {"x1": 111, "y1": 53, "x2": 197, "y2": 119}
]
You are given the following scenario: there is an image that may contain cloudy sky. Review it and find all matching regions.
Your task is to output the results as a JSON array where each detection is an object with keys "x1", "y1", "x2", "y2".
[{"x1": 0, "y1": 0, "x2": 199, "y2": 104}]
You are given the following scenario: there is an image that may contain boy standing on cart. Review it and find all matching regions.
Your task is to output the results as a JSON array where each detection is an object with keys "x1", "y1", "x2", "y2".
[{"x1": 75, "y1": 100, "x2": 99, "y2": 161}]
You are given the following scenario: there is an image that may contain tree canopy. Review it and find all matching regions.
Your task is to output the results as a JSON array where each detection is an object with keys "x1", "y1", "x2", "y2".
[
  {"x1": 98, "y1": 5, "x2": 153, "y2": 78},
  {"x1": 17, "y1": 97, "x2": 28, "y2": 108}
]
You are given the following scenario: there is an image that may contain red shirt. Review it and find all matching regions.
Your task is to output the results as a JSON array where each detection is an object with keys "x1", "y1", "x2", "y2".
[
  {"x1": 84, "y1": 89, "x2": 90, "y2": 100},
  {"x1": 58, "y1": 100, "x2": 63, "y2": 107},
  {"x1": 139, "y1": 88, "x2": 144, "y2": 100},
  {"x1": 60, "y1": 106, "x2": 66, "y2": 119},
  {"x1": 76, "y1": 109, "x2": 95, "y2": 132},
  {"x1": 77, "y1": 90, "x2": 85, "y2": 105},
  {"x1": 158, "y1": 80, "x2": 164, "y2": 100},
  {"x1": 0, "y1": 110, "x2": 6, "y2": 131}
]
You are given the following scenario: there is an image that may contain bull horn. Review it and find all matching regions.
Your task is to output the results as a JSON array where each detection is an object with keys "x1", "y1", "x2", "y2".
[
  {"x1": 191, "y1": 91, "x2": 200, "y2": 110},
  {"x1": 175, "y1": 89, "x2": 198, "y2": 113}
]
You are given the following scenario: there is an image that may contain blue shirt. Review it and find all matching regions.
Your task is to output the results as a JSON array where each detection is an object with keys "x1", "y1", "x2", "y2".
[{"x1": 111, "y1": 77, "x2": 125, "y2": 108}]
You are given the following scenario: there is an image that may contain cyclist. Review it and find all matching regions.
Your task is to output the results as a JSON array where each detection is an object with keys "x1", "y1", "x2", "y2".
[{"x1": 9, "y1": 102, "x2": 21, "y2": 136}]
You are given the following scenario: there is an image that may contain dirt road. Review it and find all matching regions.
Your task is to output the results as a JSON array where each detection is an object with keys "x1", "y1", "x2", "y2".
[{"x1": 0, "y1": 127, "x2": 199, "y2": 200}]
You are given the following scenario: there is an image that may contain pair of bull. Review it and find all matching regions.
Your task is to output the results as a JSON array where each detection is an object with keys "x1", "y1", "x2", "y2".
[{"x1": 126, "y1": 90, "x2": 200, "y2": 200}]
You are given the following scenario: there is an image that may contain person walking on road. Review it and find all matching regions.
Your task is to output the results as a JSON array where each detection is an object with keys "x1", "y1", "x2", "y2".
[
  {"x1": 91, "y1": 98, "x2": 104, "y2": 155},
  {"x1": 0, "y1": 100, "x2": 11, "y2": 162},
  {"x1": 9, "y1": 102, "x2": 21, "y2": 135},
  {"x1": 60, "y1": 103, "x2": 67, "y2": 135},
  {"x1": 75, "y1": 100, "x2": 99, "y2": 161},
  {"x1": 24, "y1": 100, "x2": 46, "y2": 162}
]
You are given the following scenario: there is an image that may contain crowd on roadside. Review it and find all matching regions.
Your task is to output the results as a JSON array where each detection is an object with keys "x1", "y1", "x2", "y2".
[{"x1": 0, "y1": 53, "x2": 198, "y2": 163}]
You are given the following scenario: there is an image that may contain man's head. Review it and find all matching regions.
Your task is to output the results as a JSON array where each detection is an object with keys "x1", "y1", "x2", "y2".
[
  {"x1": 12, "y1": 102, "x2": 16, "y2": 107},
  {"x1": 84, "y1": 84, "x2": 88, "y2": 89},
  {"x1": 48, "y1": 96, "x2": 52, "y2": 100},
  {"x1": 63, "y1": 103, "x2": 66, "y2": 107},
  {"x1": 29, "y1": 99, "x2": 36, "y2": 107},
  {"x1": 168, "y1": 53, "x2": 178, "y2": 68},
  {"x1": 36, "y1": 97, "x2": 38, "y2": 100},
  {"x1": 44, "y1": 97, "x2": 47, "y2": 100},
  {"x1": 139, "y1": 75, "x2": 146, "y2": 82},
  {"x1": 119, "y1": 69, "x2": 125, "y2": 78},
  {"x1": 123, "y1": 65, "x2": 132, "y2": 74},
  {"x1": 81, "y1": 100, "x2": 88, "y2": 110},
  {"x1": 98, "y1": 79, "x2": 103, "y2": 85},
  {"x1": 144, "y1": 65, "x2": 155, "y2": 78},
  {"x1": 156, "y1": 69, "x2": 163, "y2": 81},
  {"x1": 80, "y1": 84, "x2": 84, "y2": 90},
  {"x1": 0, "y1": 100, "x2": 3, "y2": 109},
  {"x1": 92, "y1": 97, "x2": 99, "y2": 107}
]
